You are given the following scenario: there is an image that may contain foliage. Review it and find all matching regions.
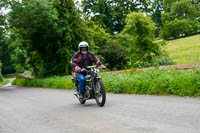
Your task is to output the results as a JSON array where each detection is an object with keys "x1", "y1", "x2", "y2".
[
  {"x1": 84, "y1": 20, "x2": 110, "y2": 53},
  {"x1": 149, "y1": 51, "x2": 175, "y2": 67},
  {"x1": 160, "y1": 0, "x2": 200, "y2": 39},
  {"x1": 0, "y1": 0, "x2": 197, "y2": 76},
  {"x1": 99, "y1": 39, "x2": 128, "y2": 70},
  {"x1": 160, "y1": 18, "x2": 200, "y2": 39},
  {"x1": 13, "y1": 69, "x2": 200, "y2": 97},
  {"x1": 118, "y1": 12, "x2": 162, "y2": 68},
  {"x1": 0, "y1": 27, "x2": 16, "y2": 74},
  {"x1": 103, "y1": 69, "x2": 200, "y2": 97},
  {"x1": 82, "y1": 0, "x2": 152, "y2": 34},
  {"x1": 12, "y1": 76, "x2": 74, "y2": 89},
  {"x1": 0, "y1": 3, "x2": 16, "y2": 74},
  {"x1": 0, "y1": 78, "x2": 9, "y2": 86},
  {"x1": 163, "y1": 0, "x2": 179, "y2": 12},
  {"x1": 8, "y1": 0, "x2": 89, "y2": 77},
  {"x1": 151, "y1": 0, "x2": 163, "y2": 37},
  {"x1": 170, "y1": 0, "x2": 200, "y2": 19}
]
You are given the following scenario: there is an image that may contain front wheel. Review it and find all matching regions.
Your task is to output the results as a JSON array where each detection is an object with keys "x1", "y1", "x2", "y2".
[{"x1": 94, "y1": 79, "x2": 106, "y2": 107}]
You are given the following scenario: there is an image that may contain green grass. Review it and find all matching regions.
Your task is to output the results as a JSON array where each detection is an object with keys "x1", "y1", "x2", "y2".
[
  {"x1": 102, "y1": 69, "x2": 200, "y2": 97},
  {"x1": 12, "y1": 76, "x2": 75, "y2": 90},
  {"x1": 12, "y1": 69, "x2": 200, "y2": 97},
  {"x1": 164, "y1": 34, "x2": 200, "y2": 64},
  {"x1": 0, "y1": 78, "x2": 9, "y2": 86}
]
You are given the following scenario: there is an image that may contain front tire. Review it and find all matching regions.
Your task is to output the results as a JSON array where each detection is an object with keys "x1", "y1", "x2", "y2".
[{"x1": 95, "y1": 79, "x2": 106, "y2": 107}]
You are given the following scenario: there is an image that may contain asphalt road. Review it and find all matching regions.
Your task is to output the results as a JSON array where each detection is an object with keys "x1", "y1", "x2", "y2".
[{"x1": 0, "y1": 80, "x2": 200, "y2": 133}]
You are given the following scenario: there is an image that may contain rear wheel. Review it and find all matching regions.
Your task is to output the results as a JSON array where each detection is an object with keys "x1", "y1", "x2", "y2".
[{"x1": 95, "y1": 79, "x2": 106, "y2": 107}]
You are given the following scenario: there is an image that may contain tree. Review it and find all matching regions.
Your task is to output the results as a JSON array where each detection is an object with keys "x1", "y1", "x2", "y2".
[
  {"x1": 8, "y1": 0, "x2": 89, "y2": 77},
  {"x1": 0, "y1": 3, "x2": 16, "y2": 74},
  {"x1": 160, "y1": 0, "x2": 200, "y2": 39},
  {"x1": 82, "y1": 0, "x2": 152, "y2": 34},
  {"x1": 160, "y1": 18, "x2": 199, "y2": 39},
  {"x1": 151, "y1": 0, "x2": 163, "y2": 37},
  {"x1": 84, "y1": 20, "x2": 110, "y2": 53},
  {"x1": 0, "y1": 36, "x2": 16, "y2": 74},
  {"x1": 163, "y1": 0, "x2": 178, "y2": 12},
  {"x1": 170, "y1": 0, "x2": 200, "y2": 19},
  {"x1": 118, "y1": 12, "x2": 161, "y2": 67},
  {"x1": 8, "y1": 31, "x2": 29, "y2": 73}
]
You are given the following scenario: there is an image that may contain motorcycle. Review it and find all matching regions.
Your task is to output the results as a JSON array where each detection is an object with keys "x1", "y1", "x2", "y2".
[{"x1": 72, "y1": 66, "x2": 106, "y2": 107}]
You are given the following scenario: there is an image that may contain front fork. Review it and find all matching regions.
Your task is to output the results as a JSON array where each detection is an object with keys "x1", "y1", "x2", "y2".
[
  {"x1": 92, "y1": 77, "x2": 101, "y2": 95},
  {"x1": 73, "y1": 76, "x2": 101, "y2": 99}
]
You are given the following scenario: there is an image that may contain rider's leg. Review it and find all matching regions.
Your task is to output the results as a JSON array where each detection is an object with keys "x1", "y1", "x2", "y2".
[{"x1": 76, "y1": 73, "x2": 86, "y2": 98}]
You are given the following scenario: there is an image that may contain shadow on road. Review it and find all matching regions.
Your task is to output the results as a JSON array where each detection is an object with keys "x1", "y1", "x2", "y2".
[
  {"x1": 69, "y1": 102, "x2": 101, "y2": 109},
  {"x1": 0, "y1": 86, "x2": 18, "y2": 92}
]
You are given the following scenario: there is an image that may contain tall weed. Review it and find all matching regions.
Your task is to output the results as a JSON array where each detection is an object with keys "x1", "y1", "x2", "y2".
[
  {"x1": 102, "y1": 69, "x2": 200, "y2": 97},
  {"x1": 13, "y1": 69, "x2": 200, "y2": 97}
]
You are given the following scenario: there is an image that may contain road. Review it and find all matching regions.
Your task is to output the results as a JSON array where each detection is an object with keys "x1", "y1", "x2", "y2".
[{"x1": 0, "y1": 80, "x2": 200, "y2": 133}]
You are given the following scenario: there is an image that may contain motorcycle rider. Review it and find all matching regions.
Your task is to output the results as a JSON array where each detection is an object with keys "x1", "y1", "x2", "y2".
[{"x1": 70, "y1": 41, "x2": 106, "y2": 99}]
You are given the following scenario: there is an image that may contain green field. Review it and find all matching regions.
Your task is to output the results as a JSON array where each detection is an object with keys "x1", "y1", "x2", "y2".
[{"x1": 164, "y1": 34, "x2": 200, "y2": 64}]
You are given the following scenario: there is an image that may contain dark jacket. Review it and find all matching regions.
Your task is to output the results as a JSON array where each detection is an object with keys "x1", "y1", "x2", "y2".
[{"x1": 70, "y1": 51, "x2": 102, "y2": 72}]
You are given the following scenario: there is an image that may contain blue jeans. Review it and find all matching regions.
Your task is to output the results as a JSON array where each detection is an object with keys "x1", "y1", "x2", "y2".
[{"x1": 76, "y1": 73, "x2": 86, "y2": 93}]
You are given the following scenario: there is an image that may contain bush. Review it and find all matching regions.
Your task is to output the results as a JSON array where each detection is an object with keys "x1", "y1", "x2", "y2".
[
  {"x1": 12, "y1": 76, "x2": 74, "y2": 90},
  {"x1": 0, "y1": 78, "x2": 9, "y2": 86},
  {"x1": 99, "y1": 40, "x2": 128, "y2": 70},
  {"x1": 118, "y1": 12, "x2": 163, "y2": 68},
  {"x1": 15, "y1": 64, "x2": 25, "y2": 73},
  {"x1": 102, "y1": 69, "x2": 200, "y2": 97},
  {"x1": 151, "y1": 52, "x2": 175, "y2": 67},
  {"x1": 13, "y1": 69, "x2": 200, "y2": 97},
  {"x1": 160, "y1": 0, "x2": 200, "y2": 39},
  {"x1": 160, "y1": 18, "x2": 200, "y2": 39}
]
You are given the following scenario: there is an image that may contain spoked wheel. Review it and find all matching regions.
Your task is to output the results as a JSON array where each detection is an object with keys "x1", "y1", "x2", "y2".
[{"x1": 95, "y1": 79, "x2": 106, "y2": 107}]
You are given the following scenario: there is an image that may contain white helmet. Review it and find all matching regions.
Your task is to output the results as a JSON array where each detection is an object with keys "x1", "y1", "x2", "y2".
[{"x1": 78, "y1": 41, "x2": 89, "y2": 51}]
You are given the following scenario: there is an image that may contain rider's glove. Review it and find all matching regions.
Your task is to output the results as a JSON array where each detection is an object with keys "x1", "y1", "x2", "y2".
[
  {"x1": 75, "y1": 66, "x2": 81, "y2": 73},
  {"x1": 99, "y1": 65, "x2": 106, "y2": 69}
]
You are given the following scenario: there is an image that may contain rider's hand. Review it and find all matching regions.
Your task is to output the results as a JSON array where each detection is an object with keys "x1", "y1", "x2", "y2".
[
  {"x1": 99, "y1": 65, "x2": 106, "y2": 69},
  {"x1": 75, "y1": 66, "x2": 81, "y2": 73},
  {"x1": 81, "y1": 68, "x2": 87, "y2": 73}
]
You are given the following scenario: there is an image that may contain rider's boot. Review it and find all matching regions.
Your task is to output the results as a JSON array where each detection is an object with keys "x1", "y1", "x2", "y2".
[{"x1": 79, "y1": 92, "x2": 84, "y2": 99}]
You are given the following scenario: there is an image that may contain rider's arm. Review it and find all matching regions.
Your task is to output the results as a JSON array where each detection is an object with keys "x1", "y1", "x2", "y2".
[
  {"x1": 70, "y1": 53, "x2": 79, "y2": 71},
  {"x1": 89, "y1": 53, "x2": 106, "y2": 69},
  {"x1": 89, "y1": 53, "x2": 102, "y2": 66}
]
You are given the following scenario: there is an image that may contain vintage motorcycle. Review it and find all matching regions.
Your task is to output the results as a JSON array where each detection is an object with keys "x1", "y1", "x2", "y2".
[{"x1": 72, "y1": 66, "x2": 106, "y2": 107}]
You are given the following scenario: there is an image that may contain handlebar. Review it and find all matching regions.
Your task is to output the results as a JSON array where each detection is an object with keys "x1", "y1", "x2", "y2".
[
  {"x1": 86, "y1": 66, "x2": 97, "y2": 69},
  {"x1": 80, "y1": 66, "x2": 106, "y2": 74},
  {"x1": 86, "y1": 66, "x2": 105, "y2": 70}
]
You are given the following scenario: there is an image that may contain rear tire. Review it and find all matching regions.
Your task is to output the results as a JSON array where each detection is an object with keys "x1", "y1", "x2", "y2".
[{"x1": 95, "y1": 79, "x2": 106, "y2": 107}]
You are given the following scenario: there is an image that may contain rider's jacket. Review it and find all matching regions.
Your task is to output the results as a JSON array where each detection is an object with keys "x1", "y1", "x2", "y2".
[{"x1": 70, "y1": 51, "x2": 102, "y2": 72}]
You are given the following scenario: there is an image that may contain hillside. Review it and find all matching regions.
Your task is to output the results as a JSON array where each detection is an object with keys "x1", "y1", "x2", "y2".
[{"x1": 164, "y1": 34, "x2": 200, "y2": 64}]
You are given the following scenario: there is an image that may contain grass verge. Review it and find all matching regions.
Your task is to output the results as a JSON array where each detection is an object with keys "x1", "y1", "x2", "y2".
[
  {"x1": 102, "y1": 69, "x2": 200, "y2": 97},
  {"x1": 12, "y1": 76, "x2": 74, "y2": 90},
  {"x1": 0, "y1": 78, "x2": 9, "y2": 86},
  {"x1": 12, "y1": 69, "x2": 200, "y2": 97}
]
